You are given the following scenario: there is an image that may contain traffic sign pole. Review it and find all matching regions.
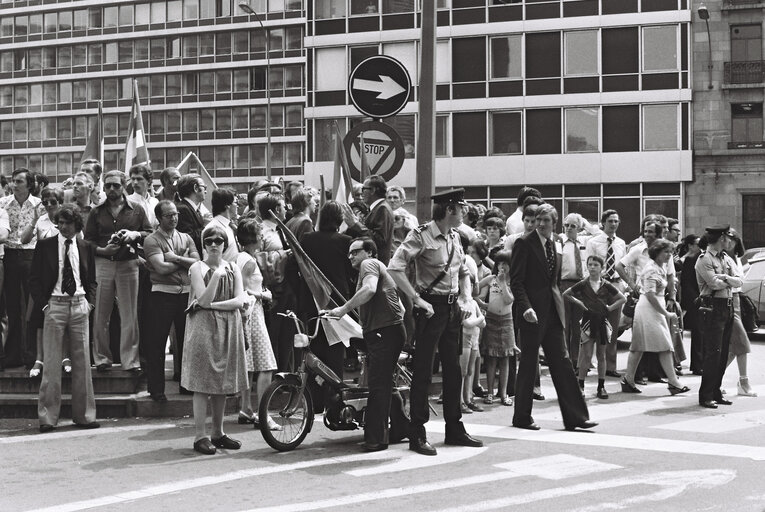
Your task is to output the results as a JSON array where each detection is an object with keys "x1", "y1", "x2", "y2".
[{"x1": 416, "y1": 0, "x2": 437, "y2": 222}]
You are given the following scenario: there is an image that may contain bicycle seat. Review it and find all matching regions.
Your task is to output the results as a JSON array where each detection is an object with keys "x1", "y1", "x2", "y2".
[{"x1": 397, "y1": 352, "x2": 409, "y2": 364}]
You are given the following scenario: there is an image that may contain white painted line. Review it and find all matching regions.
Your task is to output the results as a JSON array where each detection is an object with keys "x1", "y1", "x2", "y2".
[
  {"x1": 0, "y1": 423, "x2": 177, "y2": 444},
  {"x1": 426, "y1": 421, "x2": 765, "y2": 461},
  {"x1": 244, "y1": 455, "x2": 620, "y2": 512},
  {"x1": 345, "y1": 445, "x2": 488, "y2": 477},
  {"x1": 654, "y1": 408, "x2": 765, "y2": 434},
  {"x1": 431, "y1": 469, "x2": 735, "y2": 512},
  {"x1": 27, "y1": 447, "x2": 409, "y2": 512},
  {"x1": 532, "y1": 393, "x2": 681, "y2": 422},
  {"x1": 494, "y1": 453, "x2": 620, "y2": 480}
]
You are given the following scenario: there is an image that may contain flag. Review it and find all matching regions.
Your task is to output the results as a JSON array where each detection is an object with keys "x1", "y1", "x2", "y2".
[
  {"x1": 359, "y1": 131, "x2": 370, "y2": 181},
  {"x1": 270, "y1": 212, "x2": 361, "y2": 346},
  {"x1": 332, "y1": 121, "x2": 354, "y2": 205},
  {"x1": 80, "y1": 101, "x2": 103, "y2": 166},
  {"x1": 123, "y1": 79, "x2": 150, "y2": 173},
  {"x1": 176, "y1": 151, "x2": 217, "y2": 213}
]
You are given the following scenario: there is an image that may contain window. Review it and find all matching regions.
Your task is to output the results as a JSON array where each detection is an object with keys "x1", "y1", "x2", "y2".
[
  {"x1": 135, "y1": 40, "x2": 149, "y2": 61},
  {"x1": 200, "y1": 71, "x2": 214, "y2": 94},
  {"x1": 643, "y1": 26, "x2": 677, "y2": 72},
  {"x1": 150, "y1": 112, "x2": 165, "y2": 135},
  {"x1": 73, "y1": 81, "x2": 87, "y2": 102},
  {"x1": 316, "y1": 47, "x2": 346, "y2": 90},
  {"x1": 216, "y1": 70, "x2": 231, "y2": 92},
  {"x1": 384, "y1": 114, "x2": 415, "y2": 158},
  {"x1": 313, "y1": 118, "x2": 346, "y2": 161},
  {"x1": 168, "y1": 37, "x2": 181, "y2": 58},
  {"x1": 15, "y1": 15, "x2": 27, "y2": 36},
  {"x1": 436, "y1": 114, "x2": 448, "y2": 157},
  {"x1": 200, "y1": 34, "x2": 215, "y2": 56},
  {"x1": 136, "y1": 4, "x2": 150, "y2": 25},
  {"x1": 352, "y1": 0, "x2": 378, "y2": 15},
  {"x1": 72, "y1": 45, "x2": 86, "y2": 67},
  {"x1": 118, "y1": 41, "x2": 133, "y2": 63},
  {"x1": 183, "y1": 35, "x2": 198, "y2": 58},
  {"x1": 167, "y1": 74, "x2": 181, "y2": 96},
  {"x1": 151, "y1": 75, "x2": 165, "y2": 97},
  {"x1": 200, "y1": 0, "x2": 215, "y2": 18},
  {"x1": 89, "y1": 7, "x2": 102, "y2": 28},
  {"x1": 436, "y1": 41, "x2": 451, "y2": 83},
  {"x1": 184, "y1": 0, "x2": 199, "y2": 19},
  {"x1": 233, "y1": 31, "x2": 248, "y2": 54},
  {"x1": 216, "y1": 108, "x2": 232, "y2": 131},
  {"x1": 167, "y1": 111, "x2": 181, "y2": 133},
  {"x1": 453, "y1": 37, "x2": 485, "y2": 82},
  {"x1": 453, "y1": 112, "x2": 487, "y2": 157},
  {"x1": 602, "y1": 27, "x2": 638, "y2": 75},
  {"x1": 286, "y1": 104, "x2": 302, "y2": 127},
  {"x1": 119, "y1": 5, "x2": 134, "y2": 26},
  {"x1": 200, "y1": 109, "x2": 214, "y2": 131},
  {"x1": 103, "y1": 6, "x2": 118, "y2": 28},
  {"x1": 643, "y1": 104, "x2": 678, "y2": 150},
  {"x1": 565, "y1": 30, "x2": 597, "y2": 76},
  {"x1": 603, "y1": 105, "x2": 639, "y2": 152},
  {"x1": 269, "y1": 28, "x2": 284, "y2": 52},
  {"x1": 286, "y1": 27, "x2": 302, "y2": 50},
  {"x1": 731, "y1": 25, "x2": 762, "y2": 62},
  {"x1": 526, "y1": 32, "x2": 560, "y2": 79},
  {"x1": 216, "y1": 32, "x2": 231, "y2": 55},
  {"x1": 233, "y1": 107, "x2": 248, "y2": 130},
  {"x1": 284, "y1": 65, "x2": 301, "y2": 89},
  {"x1": 315, "y1": 0, "x2": 345, "y2": 18},
  {"x1": 731, "y1": 103, "x2": 763, "y2": 143},
  {"x1": 526, "y1": 109, "x2": 561, "y2": 154},
  {"x1": 382, "y1": 0, "x2": 414, "y2": 13},
  {"x1": 29, "y1": 14, "x2": 42, "y2": 34},
  {"x1": 59, "y1": 11, "x2": 72, "y2": 31},
  {"x1": 565, "y1": 107, "x2": 598, "y2": 152},
  {"x1": 151, "y1": 39, "x2": 165, "y2": 60},
  {"x1": 168, "y1": 0, "x2": 183, "y2": 22},
  {"x1": 350, "y1": 45, "x2": 378, "y2": 71},
  {"x1": 491, "y1": 111, "x2": 522, "y2": 154},
  {"x1": 490, "y1": 36, "x2": 522, "y2": 79},
  {"x1": 28, "y1": 49, "x2": 41, "y2": 70},
  {"x1": 105, "y1": 43, "x2": 117, "y2": 64},
  {"x1": 58, "y1": 47, "x2": 71, "y2": 68},
  {"x1": 151, "y1": 2, "x2": 167, "y2": 23},
  {"x1": 233, "y1": 69, "x2": 249, "y2": 91},
  {"x1": 270, "y1": 105, "x2": 284, "y2": 128}
]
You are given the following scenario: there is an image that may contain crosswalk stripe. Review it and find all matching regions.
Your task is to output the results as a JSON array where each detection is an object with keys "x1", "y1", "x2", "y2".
[
  {"x1": 653, "y1": 408, "x2": 765, "y2": 433},
  {"x1": 0, "y1": 424, "x2": 177, "y2": 444}
]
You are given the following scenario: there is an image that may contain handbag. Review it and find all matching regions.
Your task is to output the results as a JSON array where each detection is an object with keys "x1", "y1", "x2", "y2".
[
  {"x1": 622, "y1": 292, "x2": 639, "y2": 318},
  {"x1": 740, "y1": 293, "x2": 759, "y2": 333}
]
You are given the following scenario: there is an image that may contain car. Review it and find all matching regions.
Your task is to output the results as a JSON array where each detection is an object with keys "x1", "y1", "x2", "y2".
[
  {"x1": 742, "y1": 247, "x2": 765, "y2": 266},
  {"x1": 742, "y1": 256, "x2": 765, "y2": 328}
]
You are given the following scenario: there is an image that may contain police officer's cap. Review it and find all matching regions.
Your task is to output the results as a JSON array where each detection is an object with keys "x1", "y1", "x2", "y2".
[
  {"x1": 704, "y1": 224, "x2": 734, "y2": 237},
  {"x1": 431, "y1": 188, "x2": 467, "y2": 206},
  {"x1": 257, "y1": 181, "x2": 282, "y2": 193}
]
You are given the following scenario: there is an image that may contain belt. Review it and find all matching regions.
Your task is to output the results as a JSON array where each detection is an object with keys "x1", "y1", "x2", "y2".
[
  {"x1": 421, "y1": 293, "x2": 458, "y2": 304},
  {"x1": 711, "y1": 297, "x2": 734, "y2": 307}
]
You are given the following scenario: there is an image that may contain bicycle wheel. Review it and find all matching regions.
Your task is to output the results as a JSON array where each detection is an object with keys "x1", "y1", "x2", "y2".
[{"x1": 259, "y1": 379, "x2": 313, "y2": 452}]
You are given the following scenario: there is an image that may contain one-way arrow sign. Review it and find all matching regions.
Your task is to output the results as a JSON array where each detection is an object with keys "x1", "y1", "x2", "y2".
[{"x1": 348, "y1": 55, "x2": 411, "y2": 119}]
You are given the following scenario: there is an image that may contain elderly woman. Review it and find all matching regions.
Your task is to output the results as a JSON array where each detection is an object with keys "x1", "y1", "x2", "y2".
[
  {"x1": 25, "y1": 187, "x2": 66, "y2": 378},
  {"x1": 621, "y1": 240, "x2": 690, "y2": 396},
  {"x1": 182, "y1": 224, "x2": 248, "y2": 455}
]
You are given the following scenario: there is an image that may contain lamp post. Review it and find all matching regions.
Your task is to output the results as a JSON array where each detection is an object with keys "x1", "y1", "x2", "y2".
[
  {"x1": 238, "y1": 2, "x2": 271, "y2": 179},
  {"x1": 698, "y1": 3, "x2": 714, "y2": 90}
]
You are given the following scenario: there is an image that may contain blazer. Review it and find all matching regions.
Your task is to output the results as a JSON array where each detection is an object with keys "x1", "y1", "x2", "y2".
[
  {"x1": 29, "y1": 235, "x2": 97, "y2": 315},
  {"x1": 346, "y1": 200, "x2": 394, "y2": 265},
  {"x1": 175, "y1": 199, "x2": 206, "y2": 256},
  {"x1": 509, "y1": 231, "x2": 565, "y2": 327}
]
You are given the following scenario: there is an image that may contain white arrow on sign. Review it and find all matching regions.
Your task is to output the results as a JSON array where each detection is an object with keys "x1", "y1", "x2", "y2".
[{"x1": 352, "y1": 76, "x2": 406, "y2": 100}]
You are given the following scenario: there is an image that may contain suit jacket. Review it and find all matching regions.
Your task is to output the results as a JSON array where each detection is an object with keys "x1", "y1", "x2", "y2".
[
  {"x1": 509, "y1": 231, "x2": 565, "y2": 327},
  {"x1": 175, "y1": 199, "x2": 205, "y2": 256},
  {"x1": 29, "y1": 235, "x2": 97, "y2": 317},
  {"x1": 346, "y1": 200, "x2": 394, "y2": 265}
]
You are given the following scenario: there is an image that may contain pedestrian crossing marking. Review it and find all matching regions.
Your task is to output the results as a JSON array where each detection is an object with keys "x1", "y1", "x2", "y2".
[
  {"x1": 0, "y1": 423, "x2": 177, "y2": 444},
  {"x1": 346, "y1": 445, "x2": 489, "y2": 477},
  {"x1": 653, "y1": 408, "x2": 765, "y2": 434}
]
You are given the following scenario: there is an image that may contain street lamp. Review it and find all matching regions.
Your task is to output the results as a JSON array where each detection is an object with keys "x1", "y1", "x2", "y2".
[
  {"x1": 238, "y1": 1, "x2": 271, "y2": 179},
  {"x1": 698, "y1": 3, "x2": 714, "y2": 89}
]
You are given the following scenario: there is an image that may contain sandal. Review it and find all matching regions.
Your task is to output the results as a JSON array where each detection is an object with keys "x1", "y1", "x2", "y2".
[
  {"x1": 500, "y1": 396, "x2": 513, "y2": 406},
  {"x1": 29, "y1": 360, "x2": 43, "y2": 378},
  {"x1": 668, "y1": 384, "x2": 690, "y2": 396},
  {"x1": 483, "y1": 394, "x2": 495, "y2": 405},
  {"x1": 62, "y1": 359, "x2": 72, "y2": 374}
]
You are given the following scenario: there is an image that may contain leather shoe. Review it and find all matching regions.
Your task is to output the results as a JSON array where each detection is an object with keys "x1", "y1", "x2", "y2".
[
  {"x1": 566, "y1": 420, "x2": 598, "y2": 431},
  {"x1": 211, "y1": 435, "x2": 242, "y2": 450},
  {"x1": 193, "y1": 438, "x2": 217, "y2": 455},
  {"x1": 409, "y1": 437, "x2": 437, "y2": 456},
  {"x1": 444, "y1": 432, "x2": 483, "y2": 448},
  {"x1": 179, "y1": 386, "x2": 193, "y2": 395},
  {"x1": 151, "y1": 393, "x2": 168, "y2": 403},
  {"x1": 532, "y1": 392, "x2": 545, "y2": 401},
  {"x1": 361, "y1": 442, "x2": 388, "y2": 452},
  {"x1": 74, "y1": 422, "x2": 100, "y2": 429},
  {"x1": 716, "y1": 397, "x2": 733, "y2": 405},
  {"x1": 96, "y1": 363, "x2": 110, "y2": 372},
  {"x1": 39, "y1": 424, "x2": 54, "y2": 433},
  {"x1": 513, "y1": 422, "x2": 541, "y2": 431},
  {"x1": 700, "y1": 400, "x2": 718, "y2": 409},
  {"x1": 605, "y1": 370, "x2": 622, "y2": 378}
]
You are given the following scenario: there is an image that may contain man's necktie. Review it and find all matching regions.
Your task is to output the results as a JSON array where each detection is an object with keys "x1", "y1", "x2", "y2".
[
  {"x1": 545, "y1": 238, "x2": 556, "y2": 277},
  {"x1": 605, "y1": 237, "x2": 616, "y2": 279},
  {"x1": 573, "y1": 239, "x2": 583, "y2": 280},
  {"x1": 63, "y1": 239, "x2": 76, "y2": 296}
]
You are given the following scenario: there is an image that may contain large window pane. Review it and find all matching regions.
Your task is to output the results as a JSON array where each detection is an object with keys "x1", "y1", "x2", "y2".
[
  {"x1": 200, "y1": 0, "x2": 215, "y2": 18},
  {"x1": 526, "y1": 109, "x2": 561, "y2": 154},
  {"x1": 603, "y1": 105, "x2": 639, "y2": 152},
  {"x1": 643, "y1": 26, "x2": 677, "y2": 72},
  {"x1": 167, "y1": 111, "x2": 181, "y2": 133},
  {"x1": 315, "y1": 0, "x2": 345, "y2": 18},
  {"x1": 184, "y1": 0, "x2": 199, "y2": 19},
  {"x1": 167, "y1": 74, "x2": 181, "y2": 95},
  {"x1": 105, "y1": 43, "x2": 117, "y2": 64},
  {"x1": 103, "y1": 6, "x2": 118, "y2": 28},
  {"x1": 151, "y1": 2, "x2": 167, "y2": 23},
  {"x1": 490, "y1": 36, "x2": 522, "y2": 79},
  {"x1": 732, "y1": 102, "x2": 763, "y2": 143},
  {"x1": 151, "y1": 75, "x2": 164, "y2": 97},
  {"x1": 183, "y1": 35, "x2": 199, "y2": 58},
  {"x1": 119, "y1": 5, "x2": 133, "y2": 26},
  {"x1": 72, "y1": 81, "x2": 87, "y2": 102},
  {"x1": 72, "y1": 45, "x2": 86, "y2": 66},
  {"x1": 42, "y1": 83, "x2": 55, "y2": 103},
  {"x1": 565, "y1": 30, "x2": 597, "y2": 76},
  {"x1": 58, "y1": 47, "x2": 71, "y2": 68},
  {"x1": 453, "y1": 112, "x2": 487, "y2": 157},
  {"x1": 135, "y1": 40, "x2": 149, "y2": 61},
  {"x1": 565, "y1": 107, "x2": 598, "y2": 152},
  {"x1": 216, "y1": 70, "x2": 231, "y2": 92},
  {"x1": 200, "y1": 34, "x2": 215, "y2": 55},
  {"x1": 151, "y1": 39, "x2": 165, "y2": 60},
  {"x1": 436, "y1": 114, "x2": 448, "y2": 157},
  {"x1": 200, "y1": 71, "x2": 215, "y2": 93},
  {"x1": 58, "y1": 11, "x2": 72, "y2": 31},
  {"x1": 216, "y1": 32, "x2": 231, "y2": 55},
  {"x1": 453, "y1": 37, "x2": 485, "y2": 82},
  {"x1": 643, "y1": 104, "x2": 678, "y2": 150},
  {"x1": 316, "y1": 47, "x2": 346, "y2": 90},
  {"x1": 29, "y1": 14, "x2": 42, "y2": 34},
  {"x1": 136, "y1": 4, "x2": 150, "y2": 25},
  {"x1": 233, "y1": 31, "x2": 249, "y2": 54},
  {"x1": 383, "y1": 41, "x2": 417, "y2": 83},
  {"x1": 118, "y1": 41, "x2": 133, "y2": 63},
  {"x1": 233, "y1": 69, "x2": 249, "y2": 91},
  {"x1": 168, "y1": 0, "x2": 183, "y2": 22},
  {"x1": 383, "y1": 0, "x2": 414, "y2": 13},
  {"x1": 491, "y1": 111, "x2": 522, "y2": 154},
  {"x1": 216, "y1": 108, "x2": 232, "y2": 131}
]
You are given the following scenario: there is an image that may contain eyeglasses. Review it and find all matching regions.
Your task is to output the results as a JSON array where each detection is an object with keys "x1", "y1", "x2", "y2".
[
  {"x1": 204, "y1": 237, "x2": 225, "y2": 246},
  {"x1": 42, "y1": 199, "x2": 59, "y2": 206},
  {"x1": 361, "y1": 186, "x2": 373, "y2": 191},
  {"x1": 394, "y1": 216, "x2": 404, "y2": 221},
  {"x1": 103, "y1": 182, "x2": 122, "y2": 189},
  {"x1": 161, "y1": 212, "x2": 179, "y2": 218},
  {"x1": 563, "y1": 223, "x2": 578, "y2": 228},
  {"x1": 348, "y1": 248, "x2": 364, "y2": 257}
]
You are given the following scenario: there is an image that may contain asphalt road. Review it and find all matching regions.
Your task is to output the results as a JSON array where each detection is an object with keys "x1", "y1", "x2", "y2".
[{"x1": 3, "y1": 333, "x2": 765, "y2": 512}]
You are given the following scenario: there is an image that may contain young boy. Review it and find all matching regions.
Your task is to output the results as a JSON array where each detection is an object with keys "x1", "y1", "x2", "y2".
[{"x1": 563, "y1": 255, "x2": 626, "y2": 399}]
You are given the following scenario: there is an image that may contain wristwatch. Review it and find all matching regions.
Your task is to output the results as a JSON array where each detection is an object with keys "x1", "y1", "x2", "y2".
[{"x1": 412, "y1": 292, "x2": 420, "y2": 301}]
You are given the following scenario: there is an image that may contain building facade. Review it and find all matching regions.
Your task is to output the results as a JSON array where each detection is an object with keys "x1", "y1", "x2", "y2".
[
  {"x1": 690, "y1": 0, "x2": 765, "y2": 249},
  {"x1": 0, "y1": 0, "x2": 305, "y2": 193},
  {"x1": 304, "y1": 0, "x2": 692, "y2": 239}
]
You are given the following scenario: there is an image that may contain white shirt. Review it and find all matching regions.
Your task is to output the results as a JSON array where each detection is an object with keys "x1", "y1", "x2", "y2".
[
  {"x1": 560, "y1": 234, "x2": 585, "y2": 280},
  {"x1": 52, "y1": 234, "x2": 85, "y2": 297},
  {"x1": 505, "y1": 208, "x2": 524, "y2": 236},
  {"x1": 585, "y1": 232, "x2": 627, "y2": 279},
  {"x1": 127, "y1": 192, "x2": 159, "y2": 227},
  {"x1": 504, "y1": 231, "x2": 525, "y2": 251}
]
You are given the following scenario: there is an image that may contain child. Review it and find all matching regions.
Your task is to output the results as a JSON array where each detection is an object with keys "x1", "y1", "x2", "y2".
[
  {"x1": 563, "y1": 255, "x2": 626, "y2": 399},
  {"x1": 478, "y1": 250, "x2": 519, "y2": 406},
  {"x1": 459, "y1": 285, "x2": 486, "y2": 413}
]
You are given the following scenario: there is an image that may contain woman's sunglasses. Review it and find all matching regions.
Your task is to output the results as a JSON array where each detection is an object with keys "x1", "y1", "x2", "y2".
[{"x1": 204, "y1": 237, "x2": 225, "y2": 246}]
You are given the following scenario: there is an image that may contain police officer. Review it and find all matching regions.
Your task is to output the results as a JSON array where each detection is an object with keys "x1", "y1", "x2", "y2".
[
  {"x1": 388, "y1": 189, "x2": 483, "y2": 456},
  {"x1": 695, "y1": 225, "x2": 741, "y2": 409}
]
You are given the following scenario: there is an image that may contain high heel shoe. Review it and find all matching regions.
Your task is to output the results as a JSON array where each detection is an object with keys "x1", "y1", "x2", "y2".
[
  {"x1": 620, "y1": 379, "x2": 641, "y2": 393},
  {"x1": 737, "y1": 377, "x2": 758, "y2": 397},
  {"x1": 668, "y1": 384, "x2": 690, "y2": 395},
  {"x1": 29, "y1": 360, "x2": 43, "y2": 378}
]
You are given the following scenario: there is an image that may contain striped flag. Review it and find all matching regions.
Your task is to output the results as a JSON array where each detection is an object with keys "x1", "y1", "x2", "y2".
[
  {"x1": 332, "y1": 120, "x2": 354, "y2": 204},
  {"x1": 123, "y1": 79, "x2": 150, "y2": 173},
  {"x1": 80, "y1": 101, "x2": 103, "y2": 166}
]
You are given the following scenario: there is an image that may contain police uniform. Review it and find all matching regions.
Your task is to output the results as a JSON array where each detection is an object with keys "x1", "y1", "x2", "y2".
[
  {"x1": 694, "y1": 225, "x2": 741, "y2": 408},
  {"x1": 388, "y1": 189, "x2": 482, "y2": 454}
]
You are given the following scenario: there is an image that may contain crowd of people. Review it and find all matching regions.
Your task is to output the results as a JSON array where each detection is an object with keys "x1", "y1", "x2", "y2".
[{"x1": 0, "y1": 160, "x2": 758, "y2": 455}]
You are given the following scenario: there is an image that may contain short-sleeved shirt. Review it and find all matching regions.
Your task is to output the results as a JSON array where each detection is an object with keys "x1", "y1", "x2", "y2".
[
  {"x1": 35, "y1": 213, "x2": 59, "y2": 241},
  {"x1": 619, "y1": 240, "x2": 675, "y2": 280},
  {"x1": 0, "y1": 194, "x2": 41, "y2": 249},
  {"x1": 695, "y1": 247, "x2": 735, "y2": 299},
  {"x1": 143, "y1": 228, "x2": 198, "y2": 293},
  {"x1": 388, "y1": 221, "x2": 468, "y2": 295},
  {"x1": 0, "y1": 208, "x2": 8, "y2": 257},
  {"x1": 358, "y1": 258, "x2": 403, "y2": 333}
]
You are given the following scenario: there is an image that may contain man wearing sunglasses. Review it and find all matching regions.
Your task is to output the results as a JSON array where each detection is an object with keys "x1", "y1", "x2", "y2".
[
  {"x1": 84, "y1": 170, "x2": 152, "y2": 373},
  {"x1": 342, "y1": 175, "x2": 394, "y2": 265}
]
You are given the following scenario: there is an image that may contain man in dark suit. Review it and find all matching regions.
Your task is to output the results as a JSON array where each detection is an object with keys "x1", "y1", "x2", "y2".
[
  {"x1": 175, "y1": 174, "x2": 208, "y2": 256},
  {"x1": 509, "y1": 203, "x2": 596, "y2": 432},
  {"x1": 342, "y1": 175, "x2": 394, "y2": 264},
  {"x1": 30, "y1": 206, "x2": 99, "y2": 433}
]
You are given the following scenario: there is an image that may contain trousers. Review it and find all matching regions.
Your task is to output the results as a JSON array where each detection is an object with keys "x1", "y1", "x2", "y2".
[
  {"x1": 146, "y1": 291, "x2": 188, "y2": 395},
  {"x1": 92, "y1": 258, "x2": 140, "y2": 369},
  {"x1": 699, "y1": 300, "x2": 733, "y2": 403},
  {"x1": 364, "y1": 323, "x2": 408, "y2": 445}
]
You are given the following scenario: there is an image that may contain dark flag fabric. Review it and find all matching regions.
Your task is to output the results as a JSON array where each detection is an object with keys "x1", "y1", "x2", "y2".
[{"x1": 80, "y1": 101, "x2": 103, "y2": 166}]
